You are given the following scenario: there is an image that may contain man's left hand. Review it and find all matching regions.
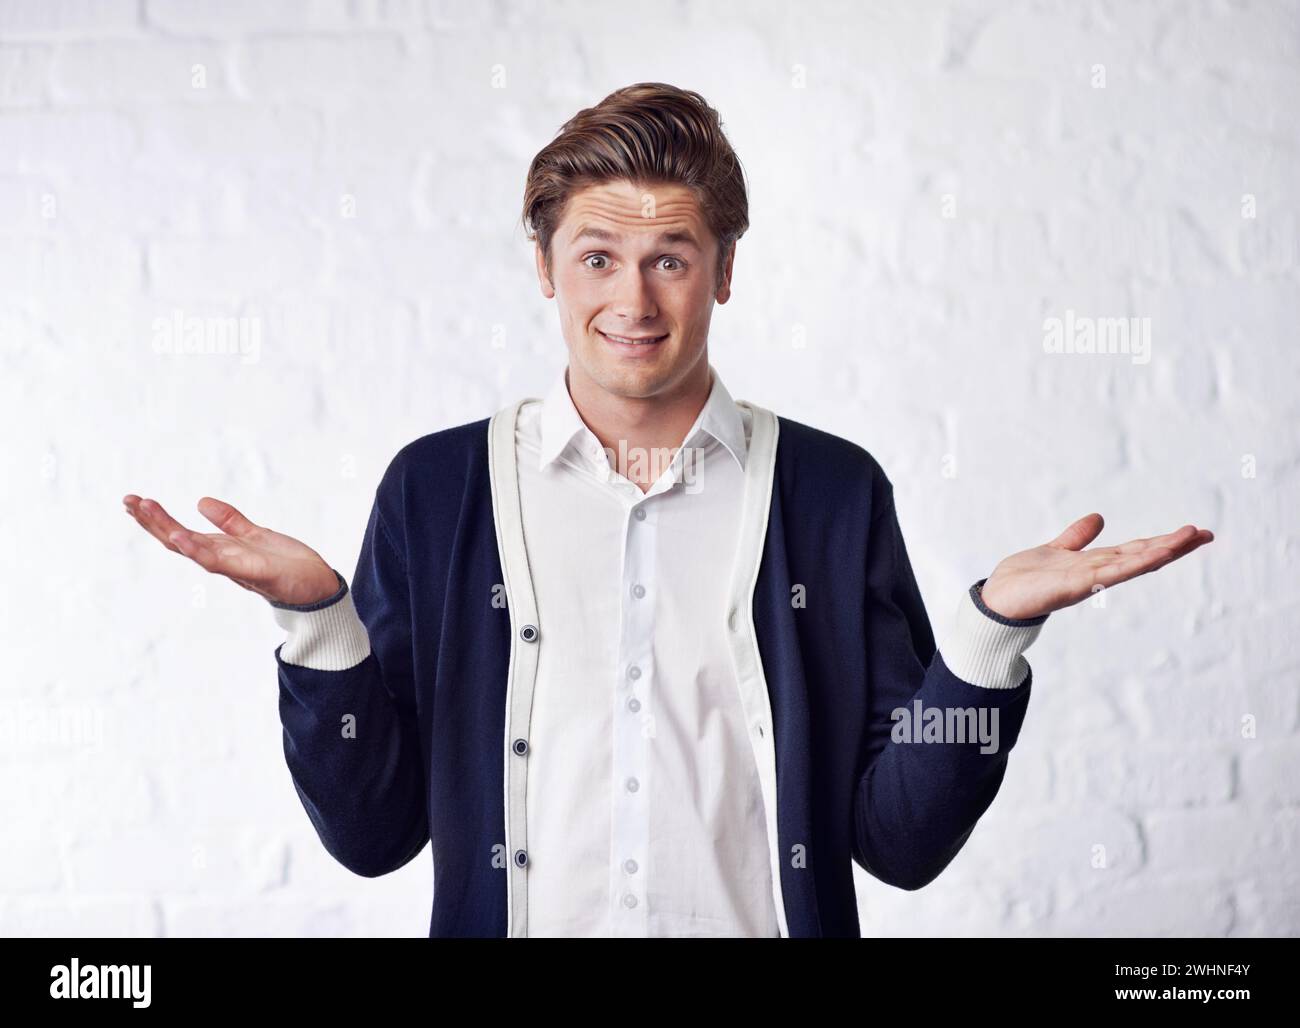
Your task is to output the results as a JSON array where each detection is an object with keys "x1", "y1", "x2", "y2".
[{"x1": 979, "y1": 513, "x2": 1214, "y2": 620}]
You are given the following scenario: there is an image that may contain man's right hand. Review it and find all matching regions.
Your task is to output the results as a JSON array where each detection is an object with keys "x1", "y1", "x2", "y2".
[{"x1": 123, "y1": 494, "x2": 343, "y2": 607}]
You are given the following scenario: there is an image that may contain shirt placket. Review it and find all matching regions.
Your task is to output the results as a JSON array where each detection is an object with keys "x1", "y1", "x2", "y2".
[{"x1": 609, "y1": 482, "x2": 656, "y2": 936}]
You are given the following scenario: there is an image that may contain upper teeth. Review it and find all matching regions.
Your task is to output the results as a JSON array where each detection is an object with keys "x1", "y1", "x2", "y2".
[{"x1": 605, "y1": 333, "x2": 661, "y2": 344}]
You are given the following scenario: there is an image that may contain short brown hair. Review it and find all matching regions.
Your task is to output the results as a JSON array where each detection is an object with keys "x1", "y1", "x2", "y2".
[{"x1": 521, "y1": 82, "x2": 749, "y2": 292}]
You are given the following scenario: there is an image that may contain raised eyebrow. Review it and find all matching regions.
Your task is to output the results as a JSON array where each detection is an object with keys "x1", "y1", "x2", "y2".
[
  {"x1": 655, "y1": 230, "x2": 701, "y2": 250},
  {"x1": 571, "y1": 225, "x2": 701, "y2": 250}
]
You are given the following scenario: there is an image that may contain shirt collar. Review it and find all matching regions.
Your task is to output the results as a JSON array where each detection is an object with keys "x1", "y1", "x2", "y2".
[{"x1": 537, "y1": 362, "x2": 747, "y2": 474}]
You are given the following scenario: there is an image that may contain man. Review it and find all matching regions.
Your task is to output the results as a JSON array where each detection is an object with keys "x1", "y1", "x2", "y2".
[{"x1": 123, "y1": 83, "x2": 1213, "y2": 937}]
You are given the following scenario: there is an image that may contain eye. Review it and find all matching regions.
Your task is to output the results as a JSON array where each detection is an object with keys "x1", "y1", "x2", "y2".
[
  {"x1": 582, "y1": 253, "x2": 610, "y2": 270},
  {"x1": 659, "y1": 256, "x2": 687, "y2": 272}
]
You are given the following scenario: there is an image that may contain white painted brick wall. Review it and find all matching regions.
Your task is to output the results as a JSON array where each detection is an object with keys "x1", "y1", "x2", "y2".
[{"x1": 3, "y1": 0, "x2": 1296, "y2": 938}]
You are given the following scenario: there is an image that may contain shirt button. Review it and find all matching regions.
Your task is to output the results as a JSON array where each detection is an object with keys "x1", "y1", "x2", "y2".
[
  {"x1": 625, "y1": 776, "x2": 639, "y2": 793},
  {"x1": 512, "y1": 737, "x2": 529, "y2": 755},
  {"x1": 631, "y1": 583, "x2": 645, "y2": 599},
  {"x1": 626, "y1": 696, "x2": 641, "y2": 712},
  {"x1": 514, "y1": 849, "x2": 528, "y2": 868},
  {"x1": 634, "y1": 507, "x2": 647, "y2": 521},
  {"x1": 623, "y1": 858, "x2": 639, "y2": 874},
  {"x1": 627, "y1": 665, "x2": 641, "y2": 680},
  {"x1": 520, "y1": 624, "x2": 539, "y2": 642},
  {"x1": 727, "y1": 608, "x2": 738, "y2": 633},
  {"x1": 622, "y1": 893, "x2": 638, "y2": 909}
]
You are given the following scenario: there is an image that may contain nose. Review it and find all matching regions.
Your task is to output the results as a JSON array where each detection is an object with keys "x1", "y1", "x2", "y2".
[{"x1": 609, "y1": 266, "x2": 658, "y2": 324}]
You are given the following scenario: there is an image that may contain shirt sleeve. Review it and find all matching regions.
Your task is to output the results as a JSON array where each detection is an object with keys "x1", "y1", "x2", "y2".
[
  {"x1": 272, "y1": 478, "x2": 429, "y2": 878},
  {"x1": 852, "y1": 481, "x2": 1037, "y2": 891}
]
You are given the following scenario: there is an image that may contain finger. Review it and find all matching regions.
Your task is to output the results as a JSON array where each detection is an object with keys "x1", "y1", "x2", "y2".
[
  {"x1": 1092, "y1": 552, "x2": 1168, "y2": 587},
  {"x1": 1166, "y1": 529, "x2": 1214, "y2": 561},
  {"x1": 1048, "y1": 512, "x2": 1105, "y2": 551},
  {"x1": 125, "y1": 497, "x2": 184, "y2": 554},
  {"x1": 196, "y1": 497, "x2": 262, "y2": 539},
  {"x1": 138, "y1": 497, "x2": 191, "y2": 540},
  {"x1": 1083, "y1": 524, "x2": 1202, "y2": 562},
  {"x1": 1109, "y1": 524, "x2": 1201, "y2": 556},
  {"x1": 168, "y1": 528, "x2": 237, "y2": 576},
  {"x1": 1093, "y1": 532, "x2": 1211, "y2": 586}
]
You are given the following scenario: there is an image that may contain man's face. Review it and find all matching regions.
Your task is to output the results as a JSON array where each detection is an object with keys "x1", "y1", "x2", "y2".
[{"x1": 535, "y1": 178, "x2": 733, "y2": 402}]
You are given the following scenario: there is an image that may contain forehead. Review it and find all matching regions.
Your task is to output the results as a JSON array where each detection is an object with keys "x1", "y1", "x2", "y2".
[{"x1": 556, "y1": 179, "x2": 709, "y2": 246}]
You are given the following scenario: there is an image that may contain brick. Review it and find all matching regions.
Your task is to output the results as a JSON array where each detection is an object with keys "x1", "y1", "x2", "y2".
[
  {"x1": 1239, "y1": 742, "x2": 1300, "y2": 805},
  {"x1": 1233, "y1": 874, "x2": 1300, "y2": 936},
  {"x1": 52, "y1": 40, "x2": 228, "y2": 103},
  {"x1": 145, "y1": 0, "x2": 351, "y2": 35},
  {"x1": 0, "y1": 109, "x2": 136, "y2": 172},
  {"x1": 135, "y1": 103, "x2": 321, "y2": 172},
  {"x1": 2, "y1": 900, "x2": 158, "y2": 936},
  {"x1": 0, "y1": 0, "x2": 138, "y2": 37},
  {"x1": 236, "y1": 34, "x2": 413, "y2": 99},
  {"x1": 1146, "y1": 808, "x2": 1300, "y2": 877},
  {"x1": 1054, "y1": 742, "x2": 1233, "y2": 807},
  {"x1": 0, "y1": 45, "x2": 51, "y2": 106},
  {"x1": 147, "y1": 235, "x2": 325, "y2": 298},
  {"x1": 1054, "y1": 874, "x2": 1234, "y2": 936}
]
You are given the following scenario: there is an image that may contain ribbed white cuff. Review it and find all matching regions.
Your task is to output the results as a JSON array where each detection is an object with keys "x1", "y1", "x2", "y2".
[
  {"x1": 271, "y1": 586, "x2": 371, "y2": 671},
  {"x1": 939, "y1": 581, "x2": 1046, "y2": 689}
]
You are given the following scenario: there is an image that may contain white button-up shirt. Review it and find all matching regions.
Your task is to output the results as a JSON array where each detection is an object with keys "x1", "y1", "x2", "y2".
[{"x1": 514, "y1": 362, "x2": 781, "y2": 937}]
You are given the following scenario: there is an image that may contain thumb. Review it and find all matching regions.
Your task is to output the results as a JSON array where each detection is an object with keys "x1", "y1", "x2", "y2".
[
  {"x1": 196, "y1": 497, "x2": 261, "y2": 538},
  {"x1": 1048, "y1": 512, "x2": 1104, "y2": 551}
]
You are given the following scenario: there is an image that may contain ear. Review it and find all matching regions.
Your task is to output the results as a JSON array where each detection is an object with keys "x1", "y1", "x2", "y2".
[
  {"x1": 535, "y1": 241, "x2": 556, "y2": 299},
  {"x1": 714, "y1": 241, "x2": 735, "y2": 304}
]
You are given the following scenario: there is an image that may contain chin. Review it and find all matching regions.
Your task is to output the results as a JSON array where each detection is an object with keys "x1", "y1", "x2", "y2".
[{"x1": 593, "y1": 364, "x2": 672, "y2": 398}]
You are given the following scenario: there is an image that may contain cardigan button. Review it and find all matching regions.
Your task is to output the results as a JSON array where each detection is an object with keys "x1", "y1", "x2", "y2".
[
  {"x1": 514, "y1": 849, "x2": 528, "y2": 868},
  {"x1": 727, "y1": 607, "x2": 738, "y2": 632},
  {"x1": 520, "y1": 624, "x2": 538, "y2": 642},
  {"x1": 512, "y1": 737, "x2": 529, "y2": 756}
]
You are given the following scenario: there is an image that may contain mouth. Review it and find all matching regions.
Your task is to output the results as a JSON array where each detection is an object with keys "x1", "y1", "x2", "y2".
[{"x1": 599, "y1": 329, "x2": 668, "y2": 355}]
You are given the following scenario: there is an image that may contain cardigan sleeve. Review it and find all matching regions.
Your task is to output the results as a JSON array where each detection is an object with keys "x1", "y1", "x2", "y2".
[
  {"x1": 851, "y1": 483, "x2": 1039, "y2": 891},
  {"x1": 271, "y1": 479, "x2": 429, "y2": 878},
  {"x1": 938, "y1": 577, "x2": 1048, "y2": 689}
]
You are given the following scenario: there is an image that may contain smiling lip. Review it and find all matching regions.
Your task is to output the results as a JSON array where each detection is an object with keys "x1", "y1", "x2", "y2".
[{"x1": 599, "y1": 330, "x2": 668, "y2": 350}]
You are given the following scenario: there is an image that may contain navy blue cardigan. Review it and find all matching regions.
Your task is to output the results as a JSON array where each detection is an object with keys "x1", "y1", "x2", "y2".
[{"x1": 274, "y1": 413, "x2": 1039, "y2": 937}]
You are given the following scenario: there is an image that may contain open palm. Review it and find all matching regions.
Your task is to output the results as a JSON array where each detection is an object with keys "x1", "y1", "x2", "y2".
[
  {"x1": 123, "y1": 495, "x2": 340, "y2": 606},
  {"x1": 979, "y1": 513, "x2": 1214, "y2": 621}
]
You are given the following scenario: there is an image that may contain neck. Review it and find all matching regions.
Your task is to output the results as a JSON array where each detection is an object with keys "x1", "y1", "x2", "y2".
[{"x1": 565, "y1": 357, "x2": 712, "y2": 493}]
